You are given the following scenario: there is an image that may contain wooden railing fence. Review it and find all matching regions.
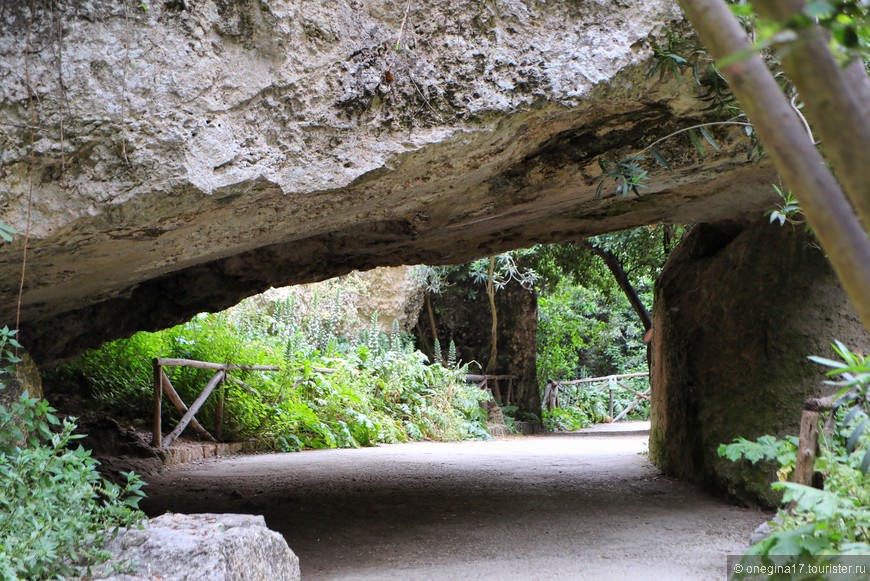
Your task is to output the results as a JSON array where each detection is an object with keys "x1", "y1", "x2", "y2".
[
  {"x1": 465, "y1": 374, "x2": 516, "y2": 405},
  {"x1": 543, "y1": 372, "x2": 650, "y2": 422},
  {"x1": 151, "y1": 358, "x2": 279, "y2": 448}
]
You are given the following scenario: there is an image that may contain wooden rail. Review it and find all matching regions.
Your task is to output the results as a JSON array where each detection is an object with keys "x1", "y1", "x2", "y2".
[
  {"x1": 556, "y1": 372, "x2": 650, "y2": 386},
  {"x1": 465, "y1": 374, "x2": 517, "y2": 405},
  {"x1": 151, "y1": 358, "x2": 279, "y2": 448},
  {"x1": 543, "y1": 373, "x2": 650, "y2": 422}
]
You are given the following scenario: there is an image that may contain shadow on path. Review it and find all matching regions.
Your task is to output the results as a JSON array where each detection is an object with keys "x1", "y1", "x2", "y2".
[{"x1": 142, "y1": 422, "x2": 767, "y2": 580}]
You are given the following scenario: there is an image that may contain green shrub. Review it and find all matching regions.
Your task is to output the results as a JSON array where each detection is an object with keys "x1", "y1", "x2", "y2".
[
  {"x1": 543, "y1": 377, "x2": 651, "y2": 431},
  {"x1": 48, "y1": 294, "x2": 492, "y2": 453},
  {"x1": 719, "y1": 341, "x2": 870, "y2": 557},
  {"x1": 0, "y1": 224, "x2": 146, "y2": 579},
  {"x1": 0, "y1": 393, "x2": 145, "y2": 579},
  {"x1": 543, "y1": 407, "x2": 592, "y2": 431},
  {"x1": 537, "y1": 281, "x2": 649, "y2": 383}
]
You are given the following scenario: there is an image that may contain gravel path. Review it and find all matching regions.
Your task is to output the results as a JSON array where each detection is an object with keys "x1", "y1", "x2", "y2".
[{"x1": 141, "y1": 422, "x2": 769, "y2": 580}]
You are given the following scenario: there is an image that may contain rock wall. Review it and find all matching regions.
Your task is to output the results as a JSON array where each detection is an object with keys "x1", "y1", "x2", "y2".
[
  {"x1": 352, "y1": 266, "x2": 425, "y2": 333},
  {"x1": 420, "y1": 280, "x2": 539, "y2": 418},
  {"x1": 238, "y1": 266, "x2": 424, "y2": 336},
  {"x1": 649, "y1": 219, "x2": 870, "y2": 506},
  {"x1": 0, "y1": 352, "x2": 43, "y2": 408},
  {"x1": 0, "y1": 0, "x2": 779, "y2": 364}
]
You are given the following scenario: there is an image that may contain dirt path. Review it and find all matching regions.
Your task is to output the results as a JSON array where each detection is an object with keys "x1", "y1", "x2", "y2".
[{"x1": 141, "y1": 422, "x2": 769, "y2": 580}]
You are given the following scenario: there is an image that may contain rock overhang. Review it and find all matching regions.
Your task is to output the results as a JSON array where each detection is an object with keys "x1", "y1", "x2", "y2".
[{"x1": 0, "y1": 0, "x2": 778, "y2": 364}]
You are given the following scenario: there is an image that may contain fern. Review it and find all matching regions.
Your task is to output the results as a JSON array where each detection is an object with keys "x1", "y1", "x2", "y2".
[{"x1": 447, "y1": 339, "x2": 458, "y2": 369}]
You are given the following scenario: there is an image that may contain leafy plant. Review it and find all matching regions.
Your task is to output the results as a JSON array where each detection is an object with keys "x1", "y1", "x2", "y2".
[
  {"x1": 0, "y1": 353, "x2": 146, "y2": 580},
  {"x1": 727, "y1": 0, "x2": 869, "y2": 67},
  {"x1": 0, "y1": 208, "x2": 146, "y2": 579},
  {"x1": 543, "y1": 407, "x2": 592, "y2": 431},
  {"x1": 720, "y1": 341, "x2": 870, "y2": 557},
  {"x1": 595, "y1": 156, "x2": 649, "y2": 198},
  {"x1": 647, "y1": 31, "x2": 707, "y2": 83},
  {"x1": 0, "y1": 327, "x2": 22, "y2": 375},
  {"x1": 0, "y1": 222, "x2": 14, "y2": 243},
  {"x1": 537, "y1": 274, "x2": 651, "y2": 384},
  {"x1": 546, "y1": 380, "x2": 650, "y2": 431},
  {"x1": 808, "y1": 339, "x2": 870, "y2": 471},
  {"x1": 643, "y1": 28, "x2": 767, "y2": 163},
  {"x1": 50, "y1": 285, "x2": 494, "y2": 453},
  {"x1": 697, "y1": 64, "x2": 742, "y2": 120},
  {"x1": 766, "y1": 184, "x2": 804, "y2": 226},
  {"x1": 718, "y1": 434, "x2": 799, "y2": 482}
]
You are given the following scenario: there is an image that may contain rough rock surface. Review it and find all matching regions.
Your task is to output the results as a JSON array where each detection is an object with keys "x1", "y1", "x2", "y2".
[
  {"x1": 0, "y1": 352, "x2": 42, "y2": 407},
  {"x1": 236, "y1": 265, "x2": 424, "y2": 336},
  {"x1": 92, "y1": 513, "x2": 300, "y2": 581},
  {"x1": 353, "y1": 266, "x2": 426, "y2": 333},
  {"x1": 648, "y1": 219, "x2": 870, "y2": 506},
  {"x1": 419, "y1": 279, "x2": 539, "y2": 416},
  {"x1": 0, "y1": 0, "x2": 778, "y2": 363}
]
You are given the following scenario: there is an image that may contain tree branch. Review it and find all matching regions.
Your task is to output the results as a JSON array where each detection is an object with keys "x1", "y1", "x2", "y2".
[
  {"x1": 754, "y1": 0, "x2": 870, "y2": 229},
  {"x1": 580, "y1": 240, "x2": 652, "y2": 332},
  {"x1": 677, "y1": 0, "x2": 870, "y2": 334}
]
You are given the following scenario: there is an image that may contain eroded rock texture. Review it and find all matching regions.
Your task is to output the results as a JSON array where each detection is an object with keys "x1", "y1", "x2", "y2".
[
  {"x1": 649, "y1": 219, "x2": 870, "y2": 506},
  {"x1": 0, "y1": 352, "x2": 43, "y2": 428},
  {"x1": 92, "y1": 513, "x2": 300, "y2": 581},
  {"x1": 0, "y1": 0, "x2": 777, "y2": 363},
  {"x1": 417, "y1": 280, "x2": 539, "y2": 416}
]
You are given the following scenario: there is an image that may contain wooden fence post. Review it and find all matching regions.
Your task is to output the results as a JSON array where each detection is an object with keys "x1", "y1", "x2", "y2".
[
  {"x1": 492, "y1": 378, "x2": 503, "y2": 404},
  {"x1": 148, "y1": 358, "x2": 280, "y2": 448},
  {"x1": 794, "y1": 410, "x2": 820, "y2": 486},
  {"x1": 152, "y1": 359, "x2": 162, "y2": 447},
  {"x1": 215, "y1": 378, "x2": 225, "y2": 442},
  {"x1": 506, "y1": 377, "x2": 513, "y2": 406},
  {"x1": 162, "y1": 370, "x2": 226, "y2": 448},
  {"x1": 608, "y1": 388, "x2": 614, "y2": 421},
  {"x1": 160, "y1": 370, "x2": 216, "y2": 442}
]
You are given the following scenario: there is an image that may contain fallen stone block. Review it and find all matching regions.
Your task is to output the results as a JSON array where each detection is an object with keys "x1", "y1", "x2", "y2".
[{"x1": 92, "y1": 513, "x2": 300, "y2": 581}]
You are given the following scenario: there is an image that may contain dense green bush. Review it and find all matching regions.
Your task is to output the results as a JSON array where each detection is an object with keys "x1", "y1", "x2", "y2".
[
  {"x1": 537, "y1": 276, "x2": 651, "y2": 429},
  {"x1": 49, "y1": 293, "x2": 492, "y2": 451},
  {"x1": 537, "y1": 280, "x2": 650, "y2": 383},
  {"x1": 542, "y1": 378, "x2": 650, "y2": 431},
  {"x1": 719, "y1": 341, "x2": 870, "y2": 557},
  {"x1": 0, "y1": 330, "x2": 146, "y2": 580}
]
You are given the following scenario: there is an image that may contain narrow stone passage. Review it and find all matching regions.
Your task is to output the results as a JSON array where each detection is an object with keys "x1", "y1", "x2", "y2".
[{"x1": 141, "y1": 423, "x2": 768, "y2": 580}]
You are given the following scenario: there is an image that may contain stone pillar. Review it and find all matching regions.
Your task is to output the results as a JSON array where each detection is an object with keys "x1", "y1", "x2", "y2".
[
  {"x1": 494, "y1": 283, "x2": 540, "y2": 418},
  {"x1": 420, "y1": 280, "x2": 541, "y2": 419},
  {"x1": 649, "y1": 219, "x2": 870, "y2": 506}
]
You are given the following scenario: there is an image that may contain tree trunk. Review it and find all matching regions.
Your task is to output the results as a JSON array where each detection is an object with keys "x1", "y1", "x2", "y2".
[
  {"x1": 425, "y1": 292, "x2": 439, "y2": 348},
  {"x1": 677, "y1": 0, "x2": 870, "y2": 334},
  {"x1": 580, "y1": 240, "x2": 652, "y2": 331},
  {"x1": 415, "y1": 319, "x2": 432, "y2": 359},
  {"x1": 486, "y1": 256, "x2": 498, "y2": 374},
  {"x1": 753, "y1": 0, "x2": 870, "y2": 229}
]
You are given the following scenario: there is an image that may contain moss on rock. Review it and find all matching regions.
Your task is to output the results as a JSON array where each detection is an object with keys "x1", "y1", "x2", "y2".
[{"x1": 649, "y1": 218, "x2": 870, "y2": 507}]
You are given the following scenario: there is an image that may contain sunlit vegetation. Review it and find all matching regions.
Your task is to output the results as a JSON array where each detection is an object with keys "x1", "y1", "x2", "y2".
[{"x1": 48, "y1": 289, "x2": 491, "y2": 452}]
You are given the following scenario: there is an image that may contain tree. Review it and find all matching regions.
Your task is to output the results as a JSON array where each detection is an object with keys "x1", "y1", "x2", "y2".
[
  {"x1": 412, "y1": 253, "x2": 537, "y2": 372},
  {"x1": 468, "y1": 253, "x2": 538, "y2": 374},
  {"x1": 676, "y1": 0, "x2": 870, "y2": 332},
  {"x1": 412, "y1": 265, "x2": 449, "y2": 361},
  {"x1": 531, "y1": 226, "x2": 681, "y2": 334},
  {"x1": 577, "y1": 227, "x2": 683, "y2": 332}
]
